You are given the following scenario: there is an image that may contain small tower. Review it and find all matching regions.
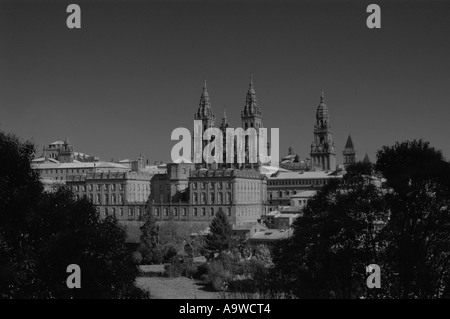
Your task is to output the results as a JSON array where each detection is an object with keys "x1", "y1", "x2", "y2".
[
  {"x1": 194, "y1": 79, "x2": 215, "y2": 130},
  {"x1": 362, "y1": 153, "x2": 371, "y2": 164},
  {"x1": 241, "y1": 74, "x2": 263, "y2": 130},
  {"x1": 193, "y1": 79, "x2": 215, "y2": 167},
  {"x1": 310, "y1": 90, "x2": 336, "y2": 171},
  {"x1": 58, "y1": 137, "x2": 74, "y2": 163},
  {"x1": 343, "y1": 134, "x2": 356, "y2": 168}
]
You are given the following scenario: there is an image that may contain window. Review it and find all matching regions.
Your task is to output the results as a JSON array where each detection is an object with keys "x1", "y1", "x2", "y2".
[
  {"x1": 112, "y1": 207, "x2": 116, "y2": 216},
  {"x1": 111, "y1": 184, "x2": 116, "y2": 191},
  {"x1": 75, "y1": 185, "x2": 79, "y2": 192},
  {"x1": 104, "y1": 194, "x2": 108, "y2": 205},
  {"x1": 182, "y1": 208, "x2": 187, "y2": 216},
  {"x1": 227, "y1": 207, "x2": 231, "y2": 217},
  {"x1": 202, "y1": 208, "x2": 206, "y2": 216},
  {"x1": 218, "y1": 193, "x2": 223, "y2": 204},
  {"x1": 119, "y1": 194, "x2": 123, "y2": 204},
  {"x1": 129, "y1": 208, "x2": 134, "y2": 216},
  {"x1": 226, "y1": 192, "x2": 231, "y2": 204},
  {"x1": 104, "y1": 184, "x2": 108, "y2": 191},
  {"x1": 112, "y1": 193, "x2": 116, "y2": 204},
  {"x1": 192, "y1": 183, "x2": 197, "y2": 190},
  {"x1": 210, "y1": 207, "x2": 214, "y2": 216},
  {"x1": 138, "y1": 208, "x2": 142, "y2": 217},
  {"x1": 155, "y1": 208, "x2": 159, "y2": 216},
  {"x1": 96, "y1": 194, "x2": 101, "y2": 204},
  {"x1": 82, "y1": 185, "x2": 86, "y2": 192},
  {"x1": 164, "y1": 208, "x2": 168, "y2": 216},
  {"x1": 201, "y1": 193, "x2": 206, "y2": 204},
  {"x1": 210, "y1": 193, "x2": 215, "y2": 204},
  {"x1": 201, "y1": 182, "x2": 206, "y2": 189},
  {"x1": 88, "y1": 184, "x2": 93, "y2": 191},
  {"x1": 209, "y1": 182, "x2": 214, "y2": 189},
  {"x1": 89, "y1": 194, "x2": 93, "y2": 202},
  {"x1": 193, "y1": 193, "x2": 198, "y2": 204},
  {"x1": 119, "y1": 208, "x2": 124, "y2": 216},
  {"x1": 96, "y1": 184, "x2": 100, "y2": 191},
  {"x1": 226, "y1": 182, "x2": 231, "y2": 189},
  {"x1": 193, "y1": 208, "x2": 198, "y2": 216},
  {"x1": 173, "y1": 208, "x2": 178, "y2": 216},
  {"x1": 119, "y1": 184, "x2": 124, "y2": 191},
  {"x1": 104, "y1": 208, "x2": 109, "y2": 216}
]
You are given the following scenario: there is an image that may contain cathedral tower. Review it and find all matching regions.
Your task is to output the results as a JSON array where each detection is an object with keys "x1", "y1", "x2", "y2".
[
  {"x1": 310, "y1": 90, "x2": 336, "y2": 171},
  {"x1": 343, "y1": 134, "x2": 356, "y2": 168},
  {"x1": 193, "y1": 80, "x2": 216, "y2": 168},
  {"x1": 241, "y1": 74, "x2": 263, "y2": 130}
]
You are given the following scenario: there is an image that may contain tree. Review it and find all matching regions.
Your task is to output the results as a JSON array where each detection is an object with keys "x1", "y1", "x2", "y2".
[
  {"x1": 0, "y1": 130, "x2": 149, "y2": 299},
  {"x1": 272, "y1": 164, "x2": 389, "y2": 299},
  {"x1": 376, "y1": 139, "x2": 450, "y2": 298},
  {"x1": 139, "y1": 210, "x2": 161, "y2": 264},
  {"x1": 204, "y1": 208, "x2": 233, "y2": 255}
]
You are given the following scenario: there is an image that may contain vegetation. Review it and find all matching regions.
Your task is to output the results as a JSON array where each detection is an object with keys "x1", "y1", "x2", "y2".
[{"x1": 0, "y1": 130, "x2": 149, "y2": 299}]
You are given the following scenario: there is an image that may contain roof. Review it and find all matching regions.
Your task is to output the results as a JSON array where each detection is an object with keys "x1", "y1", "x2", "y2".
[
  {"x1": 344, "y1": 135, "x2": 355, "y2": 150},
  {"x1": 50, "y1": 140, "x2": 64, "y2": 145},
  {"x1": 249, "y1": 229, "x2": 293, "y2": 241},
  {"x1": 290, "y1": 190, "x2": 317, "y2": 198},
  {"x1": 269, "y1": 170, "x2": 341, "y2": 180},
  {"x1": 32, "y1": 161, "x2": 129, "y2": 170},
  {"x1": 363, "y1": 153, "x2": 371, "y2": 163}
]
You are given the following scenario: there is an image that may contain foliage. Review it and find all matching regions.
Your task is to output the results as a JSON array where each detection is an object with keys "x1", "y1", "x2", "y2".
[
  {"x1": 375, "y1": 140, "x2": 450, "y2": 298},
  {"x1": 204, "y1": 208, "x2": 233, "y2": 254},
  {"x1": 0, "y1": 130, "x2": 149, "y2": 299},
  {"x1": 272, "y1": 165, "x2": 389, "y2": 298},
  {"x1": 138, "y1": 212, "x2": 162, "y2": 264}
]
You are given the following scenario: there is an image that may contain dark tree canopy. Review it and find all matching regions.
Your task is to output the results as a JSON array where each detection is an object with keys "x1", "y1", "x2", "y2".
[
  {"x1": 272, "y1": 139, "x2": 450, "y2": 299},
  {"x1": 205, "y1": 208, "x2": 233, "y2": 254},
  {"x1": 0, "y1": 130, "x2": 149, "y2": 299}
]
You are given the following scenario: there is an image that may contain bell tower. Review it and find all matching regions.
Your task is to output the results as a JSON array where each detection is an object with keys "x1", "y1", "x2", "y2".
[{"x1": 310, "y1": 90, "x2": 336, "y2": 171}]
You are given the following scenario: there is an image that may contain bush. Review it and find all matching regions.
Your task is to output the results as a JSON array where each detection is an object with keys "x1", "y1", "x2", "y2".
[
  {"x1": 204, "y1": 260, "x2": 233, "y2": 291},
  {"x1": 132, "y1": 252, "x2": 143, "y2": 265}
]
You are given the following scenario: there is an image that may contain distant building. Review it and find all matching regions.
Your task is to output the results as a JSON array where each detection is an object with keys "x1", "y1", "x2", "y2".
[
  {"x1": 149, "y1": 162, "x2": 268, "y2": 227},
  {"x1": 267, "y1": 170, "x2": 342, "y2": 208},
  {"x1": 343, "y1": 134, "x2": 356, "y2": 168},
  {"x1": 248, "y1": 228, "x2": 293, "y2": 251},
  {"x1": 310, "y1": 91, "x2": 336, "y2": 171},
  {"x1": 34, "y1": 138, "x2": 99, "y2": 163},
  {"x1": 66, "y1": 170, "x2": 152, "y2": 221}
]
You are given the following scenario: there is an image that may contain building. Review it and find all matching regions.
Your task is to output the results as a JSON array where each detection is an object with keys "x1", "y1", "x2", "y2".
[
  {"x1": 248, "y1": 228, "x2": 293, "y2": 251},
  {"x1": 66, "y1": 170, "x2": 152, "y2": 221},
  {"x1": 34, "y1": 138, "x2": 99, "y2": 163},
  {"x1": 310, "y1": 91, "x2": 336, "y2": 171},
  {"x1": 343, "y1": 134, "x2": 357, "y2": 168},
  {"x1": 149, "y1": 162, "x2": 268, "y2": 227},
  {"x1": 289, "y1": 190, "x2": 317, "y2": 209},
  {"x1": 267, "y1": 170, "x2": 342, "y2": 207}
]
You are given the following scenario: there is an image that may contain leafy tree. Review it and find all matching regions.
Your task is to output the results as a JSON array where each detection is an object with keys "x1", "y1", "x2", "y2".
[
  {"x1": 272, "y1": 164, "x2": 388, "y2": 299},
  {"x1": 204, "y1": 208, "x2": 233, "y2": 255},
  {"x1": 376, "y1": 139, "x2": 450, "y2": 298},
  {"x1": 139, "y1": 211, "x2": 162, "y2": 264},
  {"x1": 0, "y1": 130, "x2": 149, "y2": 299}
]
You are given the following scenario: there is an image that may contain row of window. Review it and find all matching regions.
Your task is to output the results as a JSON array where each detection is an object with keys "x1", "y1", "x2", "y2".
[
  {"x1": 268, "y1": 179, "x2": 329, "y2": 186},
  {"x1": 154, "y1": 207, "x2": 232, "y2": 217},
  {"x1": 45, "y1": 168, "x2": 87, "y2": 175},
  {"x1": 75, "y1": 193, "x2": 124, "y2": 205},
  {"x1": 100, "y1": 206, "x2": 143, "y2": 217},
  {"x1": 192, "y1": 192, "x2": 232, "y2": 204},
  {"x1": 72, "y1": 183, "x2": 124, "y2": 192},
  {"x1": 191, "y1": 181, "x2": 232, "y2": 190}
]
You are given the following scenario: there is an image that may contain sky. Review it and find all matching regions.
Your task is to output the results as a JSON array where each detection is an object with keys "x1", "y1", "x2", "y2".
[{"x1": 1, "y1": 0, "x2": 449, "y2": 164}]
